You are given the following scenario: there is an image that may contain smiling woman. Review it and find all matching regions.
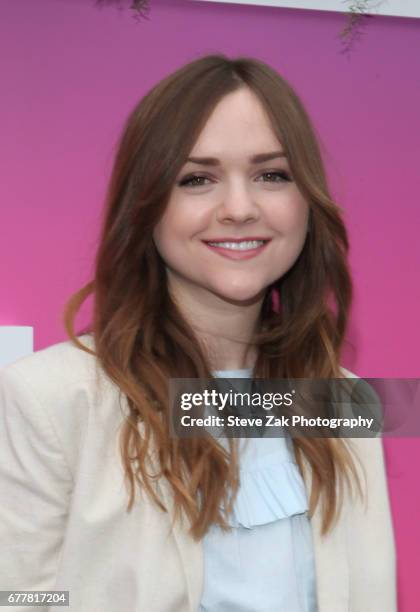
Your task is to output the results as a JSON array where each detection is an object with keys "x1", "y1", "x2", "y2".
[
  {"x1": 153, "y1": 86, "x2": 310, "y2": 314},
  {"x1": 0, "y1": 53, "x2": 396, "y2": 612}
]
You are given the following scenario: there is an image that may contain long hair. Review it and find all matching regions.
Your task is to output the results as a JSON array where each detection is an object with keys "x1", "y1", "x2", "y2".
[{"x1": 64, "y1": 53, "x2": 363, "y2": 540}]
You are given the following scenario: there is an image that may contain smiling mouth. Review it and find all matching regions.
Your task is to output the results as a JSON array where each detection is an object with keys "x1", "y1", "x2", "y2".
[
  {"x1": 205, "y1": 239, "x2": 268, "y2": 250},
  {"x1": 202, "y1": 239, "x2": 271, "y2": 260}
]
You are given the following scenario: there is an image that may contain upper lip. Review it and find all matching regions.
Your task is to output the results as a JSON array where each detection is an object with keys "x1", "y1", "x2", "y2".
[{"x1": 203, "y1": 236, "x2": 271, "y2": 242}]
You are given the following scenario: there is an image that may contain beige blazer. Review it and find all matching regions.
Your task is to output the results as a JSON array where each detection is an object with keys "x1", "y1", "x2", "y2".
[{"x1": 0, "y1": 335, "x2": 397, "y2": 612}]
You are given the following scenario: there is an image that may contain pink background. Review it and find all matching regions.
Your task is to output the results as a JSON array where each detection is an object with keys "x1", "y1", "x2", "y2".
[{"x1": 1, "y1": 0, "x2": 419, "y2": 608}]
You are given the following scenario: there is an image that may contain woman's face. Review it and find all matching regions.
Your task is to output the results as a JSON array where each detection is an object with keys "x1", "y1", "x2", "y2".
[{"x1": 153, "y1": 86, "x2": 310, "y2": 307}]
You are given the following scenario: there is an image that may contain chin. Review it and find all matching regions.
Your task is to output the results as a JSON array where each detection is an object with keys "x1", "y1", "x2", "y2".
[{"x1": 212, "y1": 285, "x2": 267, "y2": 305}]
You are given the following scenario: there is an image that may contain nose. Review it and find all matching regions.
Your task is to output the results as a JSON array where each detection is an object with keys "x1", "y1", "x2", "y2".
[{"x1": 216, "y1": 181, "x2": 260, "y2": 224}]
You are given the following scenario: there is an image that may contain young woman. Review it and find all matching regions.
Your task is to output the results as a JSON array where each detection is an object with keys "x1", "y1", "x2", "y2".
[{"x1": 0, "y1": 54, "x2": 396, "y2": 611}]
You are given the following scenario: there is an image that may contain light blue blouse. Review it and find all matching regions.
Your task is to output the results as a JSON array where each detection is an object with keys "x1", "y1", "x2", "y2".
[{"x1": 198, "y1": 368, "x2": 318, "y2": 612}]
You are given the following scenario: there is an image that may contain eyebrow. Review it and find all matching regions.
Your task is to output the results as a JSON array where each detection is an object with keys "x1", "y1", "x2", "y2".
[{"x1": 185, "y1": 151, "x2": 286, "y2": 166}]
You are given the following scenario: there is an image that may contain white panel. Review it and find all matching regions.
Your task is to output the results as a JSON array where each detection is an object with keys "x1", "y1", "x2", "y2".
[
  {"x1": 192, "y1": 0, "x2": 420, "y2": 19},
  {"x1": 0, "y1": 326, "x2": 34, "y2": 368}
]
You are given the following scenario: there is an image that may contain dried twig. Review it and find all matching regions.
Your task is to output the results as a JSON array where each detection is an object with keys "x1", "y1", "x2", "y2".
[
  {"x1": 94, "y1": 0, "x2": 151, "y2": 22},
  {"x1": 339, "y1": 0, "x2": 386, "y2": 55}
]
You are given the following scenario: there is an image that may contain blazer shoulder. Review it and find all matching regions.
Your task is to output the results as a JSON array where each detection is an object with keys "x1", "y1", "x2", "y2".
[
  {"x1": 0, "y1": 334, "x2": 107, "y2": 407},
  {"x1": 339, "y1": 365, "x2": 359, "y2": 379},
  {"x1": 0, "y1": 335, "x2": 122, "y2": 472}
]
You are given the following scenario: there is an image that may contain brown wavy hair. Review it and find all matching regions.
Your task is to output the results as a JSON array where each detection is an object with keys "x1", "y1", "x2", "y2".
[{"x1": 64, "y1": 53, "x2": 363, "y2": 540}]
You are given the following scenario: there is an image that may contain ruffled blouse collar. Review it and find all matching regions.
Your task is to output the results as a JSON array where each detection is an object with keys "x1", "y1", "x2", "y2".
[{"x1": 211, "y1": 368, "x2": 309, "y2": 530}]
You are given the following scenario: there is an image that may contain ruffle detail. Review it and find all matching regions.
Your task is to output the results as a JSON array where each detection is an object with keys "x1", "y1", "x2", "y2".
[{"x1": 220, "y1": 448, "x2": 309, "y2": 529}]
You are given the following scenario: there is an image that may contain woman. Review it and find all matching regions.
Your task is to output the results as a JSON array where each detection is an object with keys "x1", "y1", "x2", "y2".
[{"x1": 0, "y1": 54, "x2": 396, "y2": 611}]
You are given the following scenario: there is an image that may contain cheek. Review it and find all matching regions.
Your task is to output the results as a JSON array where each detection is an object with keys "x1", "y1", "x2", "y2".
[
  {"x1": 152, "y1": 207, "x2": 199, "y2": 264},
  {"x1": 269, "y1": 198, "x2": 309, "y2": 233},
  {"x1": 153, "y1": 205, "x2": 182, "y2": 241},
  {"x1": 154, "y1": 201, "x2": 211, "y2": 245},
  {"x1": 153, "y1": 215, "x2": 174, "y2": 262}
]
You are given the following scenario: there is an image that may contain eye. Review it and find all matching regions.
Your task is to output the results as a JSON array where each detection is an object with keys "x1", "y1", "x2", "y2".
[
  {"x1": 177, "y1": 169, "x2": 293, "y2": 188},
  {"x1": 178, "y1": 174, "x2": 212, "y2": 188},
  {"x1": 257, "y1": 170, "x2": 292, "y2": 183}
]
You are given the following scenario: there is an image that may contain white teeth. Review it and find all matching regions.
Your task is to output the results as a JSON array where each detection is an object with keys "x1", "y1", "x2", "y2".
[{"x1": 207, "y1": 240, "x2": 266, "y2": 250}]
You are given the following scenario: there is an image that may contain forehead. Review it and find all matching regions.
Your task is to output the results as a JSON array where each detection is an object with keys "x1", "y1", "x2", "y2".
[{"x1": 189, "y1": 87, "x2": 281, "y2": 157}]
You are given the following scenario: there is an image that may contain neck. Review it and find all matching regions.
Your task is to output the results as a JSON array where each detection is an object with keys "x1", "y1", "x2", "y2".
[{"x1": 168, "y1": 281, "x2": 264, "y2": 371}]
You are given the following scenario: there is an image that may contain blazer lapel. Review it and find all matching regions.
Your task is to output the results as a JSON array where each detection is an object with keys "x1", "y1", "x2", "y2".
[
  {"x1": 154, "y1": 459, "x2": 204, "y2": 612},
  {"x1": 302, "y1": 456, "x2": 350, "y2": 612},
  {"x1": 154, "y1": 450, "x2": 350, "y2": 612}
]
